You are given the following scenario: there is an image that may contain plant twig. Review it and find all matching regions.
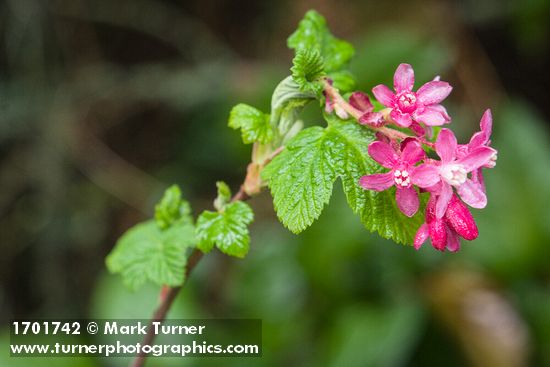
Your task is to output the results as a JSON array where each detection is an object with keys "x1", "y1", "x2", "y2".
[
  {"x1": 323, "y1": 80, "x2": 436, "y2": 148},
  {"x1": 130, "y1": 170, "x2": 259, "y2": 367}
]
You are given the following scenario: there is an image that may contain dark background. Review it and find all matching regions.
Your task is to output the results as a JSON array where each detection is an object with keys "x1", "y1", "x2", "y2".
[{"x1": 1, "y1": 1, "x2": 549, "y2": 366}]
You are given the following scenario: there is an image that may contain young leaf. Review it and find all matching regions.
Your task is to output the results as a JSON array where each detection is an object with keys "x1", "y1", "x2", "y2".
[
  {"x1": 287, "y1": 10, "x2": 355, "y2": 73},
  {"x1": 270, "y1": 76, "x2": 316, "y2": 141},
  {"x1": 106, "y1": 221, "x2": 196, "y2": 291},
  {"x1": 155, "y1": 185, "x2": 192, "y2": 229},
  {"x1": 228, "y1": 103, "x2": 273, "y2": 144},
  {"x1": 196, "y1": 201, "x2": 254, "y2": 258},
  {"x1": 261, "y1": 126, "x2": 338, "y2": 233},
  {"x1": 291, "y1": 48, "x2": 325, "y2": 94},
  {"x1": 214, "y1": 181, "x2": 232, "y2": 211}
]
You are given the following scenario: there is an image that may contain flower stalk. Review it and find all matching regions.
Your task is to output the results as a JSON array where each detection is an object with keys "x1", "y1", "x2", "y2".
[{"x1": 323, "y1": 79, "x2": 435, "y2": 148}]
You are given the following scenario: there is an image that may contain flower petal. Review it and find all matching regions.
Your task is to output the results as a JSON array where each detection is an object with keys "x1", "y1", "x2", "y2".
[
  {"x1": 472, "y1": 168, "x2": 486, "y2": 192},
  {"x1": 349, "y1": 91, "x2": 373, "y2": 113},
  {"x1": 425, "y1": 194, "x2": 437, "y2": 222},
  {"x1": 390, "y1": 109, "x2": 412, "y2": 127},
  {"x1": 393, "y1": 63, "x2": 415, "y2": 92},
  {"x1": 429, "y1": 104, "x2": 451, "y2": 121},
  {"x1": 396, "y1": 186, "x2": 419, "y2": 217},
  {"x1": 359, "y1": 172, "x2": 394, "y2": 191},
  {"x1": 445, "y1": 195, "x2": 479, "y2": 240},
  {"x1": 446, "y1": 228, "x2": 461, "y2": 252},
  {"x1": 409, "y1": 121, "x2": 427, "y2": 137},
  {"x1": 435, "y1": 128, "x2": 457, "y2": 163},
  {"x1": 414, "y1": 223, "x2": 429, "y2": 250},
  {"x1": 455, "y1": 144, "x2": 470, "y2": 160},
  {"x1": 480, "y1": 109, "x2": 493, "y2": 137},
  {"x1": 367, "y1": 141, "x2": 399, "y2": 168},
  {"x1": 413, "y1": 106, "x2": 449, "y2": 126},
  {"x1": 424, "y1": 181, "x2": 443, "y2": 195},
  {"x1": 435, "y1": 182, "x2": 453, "y2": 218},
  {"x1": 468, "y1": 131, "x2": 486, "y2": 149},
  {"x1": 411, "y1": 164, "x2": 440, "y2": 188},
  {"x1": 467, "y1": 109, "x2": 492, "y2": 148},
  {"x1": 372, "y1": 85, "x2": 395, "y2": 107},
  {"x1": 416, "y1": 81, "x2": 452, "y2": 105},
  {"x1": 457, "y1": 179, "x2": 487, "y2": 209},
  {"x1": 458, "y1": 146, "x2": 496, "y2": 172},
  {"x1": 400, "y1": 138, "x2": 425, "y2": 164}
]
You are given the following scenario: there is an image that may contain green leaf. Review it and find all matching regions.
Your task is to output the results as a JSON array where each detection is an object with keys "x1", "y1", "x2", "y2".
[
  {"x1": 106, "y1": 220, "x2": 196, "y2": 290},
  {"x1": 288, "y1": 10, "x2": 355, "y2": 73},
  {"x1": 263, "y1": 114, "x2": 425, "y2": 243},
  {"x1": 291, "y1": 48, "x2": 325, "y2": 95},
  {"x1": 325, "y1": 115, "x2": 426, "y2": 244},
  {"x1": 270, "y1": 76, "x2": 316, "y2": 142},
  {"x1": 196, "y1": 201, "x2": 254, "y2": 258},
  {"x1": 154, "y1": 185, "x2": 192, "y2": 229},
  {"x1": 213, "y1": 181, "x2": 231, "y2": 211},
  {"x1": 228, "y1": 103, "x2": 273, "y2": 144},
  {"x1": 261, "y1": 126, "x2": 338, "y2": 233}
]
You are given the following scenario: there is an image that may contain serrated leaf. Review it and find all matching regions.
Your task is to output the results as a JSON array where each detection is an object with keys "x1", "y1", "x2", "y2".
[
  {"x1": 287, "y1": 10, "x2": 355, "y2": 73},
  {"x1": 291, "y1": 48, "x2": 325, "y2": 94},
  {"x1": 155, "y1": 185, "x2": 192, "y2": 229},
  {"x1": 106, "y1": 221, "x2": 196, "y2": 291},
  {"x1": 325, "y1": 116, "x2": 426, "y2": 244},
  {"x1": 361, "y1": 187, "x2": 427, "y2": 245},
  {"x1": 263, "y1": 114, "x2": 425, "y2": 243},
  {"x1": 228, "y1": 103, "x2": 273, "y2": 144},
  {"x1": 261, "y1": 126, "x2": 338, "y2": 233},
  {"x1": 196, "y1": 201, "x2": 254, "y2": 258}
]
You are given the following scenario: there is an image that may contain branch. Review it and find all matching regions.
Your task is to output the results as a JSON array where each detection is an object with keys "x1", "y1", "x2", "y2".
[{"x1": 130, "y1": 173, "x2": 252, "y2": 367}]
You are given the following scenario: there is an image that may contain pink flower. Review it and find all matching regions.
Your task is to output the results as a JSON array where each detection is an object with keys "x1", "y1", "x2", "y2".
[
  {"x1": 372, "y1": 63, "x2": 452, "y2": 127},
  {"x1": 414, "y1": 194, "x2": 478, "y2": 252},
  {"x1": 348, "y1": 91, "x2": 384, "y2": 127},
  {"x1": 359, "y1": 138, "x2": 428, "y2": 217},
  {"x1": 413, "y1": 128, "x2": 496, "y2": 218},
  {"x1": 455, "y1": 109, "x2": 497, "y2": 207}
]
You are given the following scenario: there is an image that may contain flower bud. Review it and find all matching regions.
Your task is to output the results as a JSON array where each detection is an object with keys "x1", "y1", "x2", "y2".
[
  {"x1": 349, "y1": 91, "x2": 374, "y2": 112},
  {"x1": 429, "y1": 217, "x2": 447, "y2": 251},
  {"x1": 445, "y1": 195, "x2": 479, "y2": 240}
]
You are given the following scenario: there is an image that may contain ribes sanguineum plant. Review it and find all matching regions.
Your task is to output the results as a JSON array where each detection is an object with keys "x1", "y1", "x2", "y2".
[{"x1": 105, "y1": 10, "x2": 498, "y2": 366}]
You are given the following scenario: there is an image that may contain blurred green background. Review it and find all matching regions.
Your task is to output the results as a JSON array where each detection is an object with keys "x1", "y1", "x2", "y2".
[{"x1": 1, "y1": 0, "x2": 549, "y2": 366}]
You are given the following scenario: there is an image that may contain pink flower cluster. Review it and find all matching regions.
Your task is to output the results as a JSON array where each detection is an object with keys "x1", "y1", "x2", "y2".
[
  {"x1": 358, "y1": 64, "x2": 498, "y2": 252},
  {"x1": 372, "y1": 63, "x2": 452, "y2": 129}
]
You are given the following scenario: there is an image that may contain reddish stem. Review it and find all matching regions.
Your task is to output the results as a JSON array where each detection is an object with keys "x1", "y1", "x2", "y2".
[
  {"x1": 131, "y1": 156, "x2": 271, "y2": 367},
  {"x1": 323, "y1": 81, "x2": 435, "y2": 148}
]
